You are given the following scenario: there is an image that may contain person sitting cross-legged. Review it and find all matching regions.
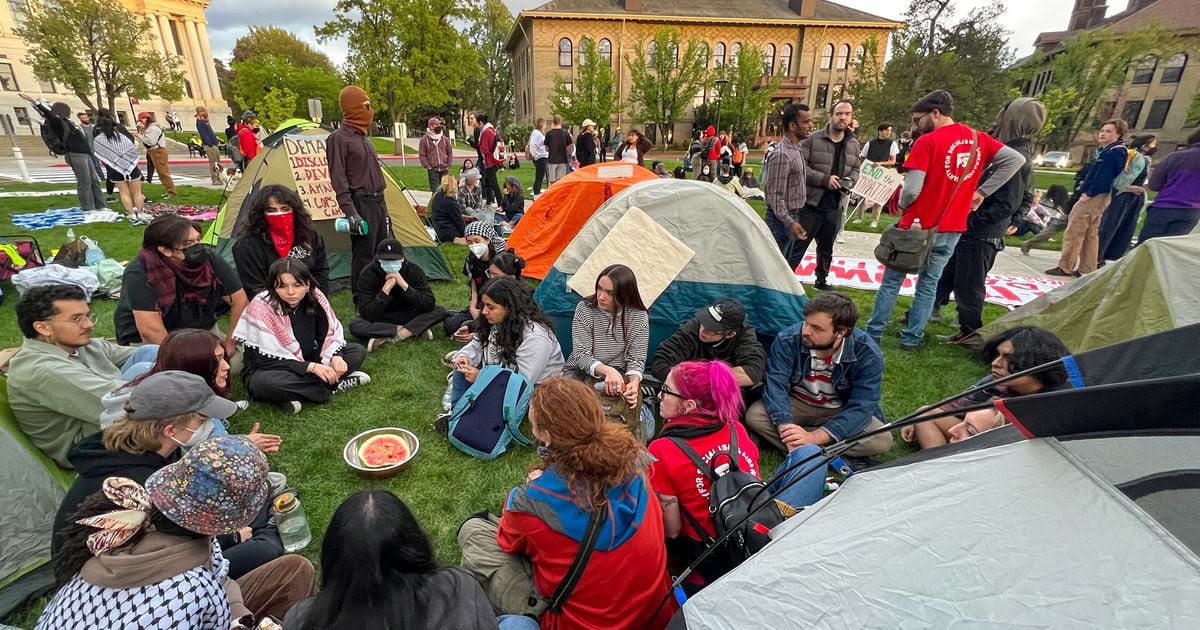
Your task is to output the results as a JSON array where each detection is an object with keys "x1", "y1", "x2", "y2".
[
  {"x1": 351, "y1": 239, "x2": 449, "y2": 352},
  {"x1": 8, "y1": 284, "x2": 158, "y2": 468},
  {"x1": 649, "y1": 298, "x2": 765, "y2": 405}
]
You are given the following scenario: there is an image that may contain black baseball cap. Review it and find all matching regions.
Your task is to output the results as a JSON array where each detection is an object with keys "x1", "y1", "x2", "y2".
[
  {"x1": 695, "y1": 299, "x2": 746, "y2": 333},
  {"x1": 375, "y1": 239, "x2": 405, "y2": 260}
]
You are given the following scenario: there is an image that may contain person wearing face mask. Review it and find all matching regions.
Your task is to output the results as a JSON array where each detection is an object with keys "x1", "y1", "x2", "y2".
[
  {"x1": 115, "y1": 215, "x2": 248, "y2": 359},
  {"x1": 52, "y1": 371, "x2": 288, "y2": 581},
  {"x1": 1097, "y1": 134, "x2": 1156, "y2": 264},
  {"x1": 419, "y1": 116, "x2": 453, "y2": 193},
  {"x1": 352, "y1": 239, "x2": 449, "y2": 352},
  {"x1": 443, "y1": 221, "x2": 508, "y2": 341},
  {"x1": 234, "y1": 185, "x2": 330, "y2": 295},
  {"x1": 236, "y1": 111, "x2": 262, "y2": 169}
]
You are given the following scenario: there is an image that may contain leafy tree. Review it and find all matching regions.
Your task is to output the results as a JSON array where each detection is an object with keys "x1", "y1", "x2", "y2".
[
  {"x1": 230, "y1": 55, "x2": 343, "y2": 122},
  {"x1": 214, "y1": 59, "x2": 239, "y2": 116},
  {"x1": 458, "y1": 0, "x2": 514, "y2": 126},
  {"x1": 711, "y1": 46, "x2": 782, "y2": 137},
  {"x1": 625, "y1": 27, "x2": 708, "y2": 147},
  {"x1": 548, "y1": 38, "x2": 620, "y2": 130},
  {"x1": 231, "y1": 26, "x2": 337, "y2": 73},
  {"x1": 256, "y1": 87, "x2": 299, "y2": 130},
  {"x1": 16, "y1": 0, "x2": 184, "y2": 113}
]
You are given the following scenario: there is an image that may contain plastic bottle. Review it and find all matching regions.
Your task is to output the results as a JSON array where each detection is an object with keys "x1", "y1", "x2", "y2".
[
  {"x1": 441, "y1": 381, "x2": 454, "y2": 412},
  {"x1": 273, "y1": 489, "x2": 312, "y2": 552},
  {"x1": 911, "y1": 218, "x2": 922, "y2": 231},
  {"x1": 66, "y1": 227, "x2": 75, "y2": 241}
]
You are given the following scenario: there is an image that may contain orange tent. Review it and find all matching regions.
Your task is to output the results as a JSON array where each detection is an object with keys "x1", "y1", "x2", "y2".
[{"x1": 507, "y1": 163, "x2": 658, "y2": 279}]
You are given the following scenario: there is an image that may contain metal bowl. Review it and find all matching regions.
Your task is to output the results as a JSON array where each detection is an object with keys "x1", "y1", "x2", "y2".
[{"x1": 343, "y1": 427, "x2": 420, "y2": 478}]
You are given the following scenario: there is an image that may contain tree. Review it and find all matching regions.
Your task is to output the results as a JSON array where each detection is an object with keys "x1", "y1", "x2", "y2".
[
  {"x1": 458, "y1": 0, "x2": 514, "y2": 127},
  {"x1": 548, "y1": 38, "x2": 620, "y2": 130},
  {"x1": 230, "y1": 55, "x2": 343, "y2": 122},
  {"x1": 16, "y1": 0, "x2": 184, "y2": 113},
  {"x1": 712, "y1": 46, "x2": 782, "y2": 137},
  {"x1": 213, "y1": 59, "x2": 239, "y2": 116},
  {"x1": 231, "y1": 26, "x2": 337, "y2": 73},
  {"x1": 256, "y1": 87, "x2": 299, "y2": 130},
  {"x1": 625, "y1": 28, "x2": 708, "y2": 147}
]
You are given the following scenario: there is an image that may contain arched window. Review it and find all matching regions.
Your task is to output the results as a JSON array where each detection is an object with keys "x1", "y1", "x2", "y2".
[
  {"x1": 854, "y1": 45, "x2": 865, "y2": 64},
  {"x1": 669, "y1": 42, "x2": 679, "y2": 67},
  {"x1": 598, "y1": 38, "x2": 612, "y2": 64},
  {"x1": 1131, "y1": 55, "x2": 1157, "y2": 84},
  {"x1": 714, "y1": 42, "x2": 726, "y2": 68},
  {"x1": 730, "y1": 42, "x2": 741, "y2": 68},
  {"x1": 646, "y1": 40, "x2": 656, "y2": 67},
  {"x1": 820, "y1": 43, "x2": 834, "y2": 70},
  {"x1": 558, "y1": 38, "x2": 573, "y2": 67},
  {"x1": 697, "y1": 42, "x2": 709, "y2": 68},
  {"x1": 579, "y1": 37, "x2": 593, "y2": 64},
  {"x1": 779, "y1": 44, "x2": 793, "y2": 76},
  {"x1": 835, "y1": 44, "x2": 850, "y2": 69},
  {"x1": 1162, "y1": 52, "x2": 1187, "y2": 84},
  {"x1": 763, "y1": 44, "x2": 776, "y2": 75}
]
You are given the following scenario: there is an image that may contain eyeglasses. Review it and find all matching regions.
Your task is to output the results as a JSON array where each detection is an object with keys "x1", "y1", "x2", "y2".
[
  {"x1": 176, "y1": 237, "x2": 202, "y2": 250},
  {"x1": 911, "y1": 112, "x2": 931, "y2": 126},
  {"x1": 657, "y1": 385, "x2": 687, "y2": 401},
  {"x1": 46, "y1": 312, "x2": 97, "y2": 327}
]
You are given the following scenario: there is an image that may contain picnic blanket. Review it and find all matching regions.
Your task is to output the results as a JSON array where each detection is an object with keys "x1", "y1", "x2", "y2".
[
  {"x1": 11, "y1": 207, "x2": 124, "y2": 230},
  {"x1": 146, "y1": 203, "x2": 219, "y2": 222}
]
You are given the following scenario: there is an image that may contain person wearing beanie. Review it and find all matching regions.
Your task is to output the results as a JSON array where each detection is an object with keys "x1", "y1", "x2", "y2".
[
  {"x1": 327, "y1": 85, "x2": 394, "y2": 285},
  {"x1": 351, "y1": 239, "x2": 449, "y2": 351},
  {"x1": 18, "y1": 93, "x2": 105, "y2": 211},
  {"x1": 419, "y1": 116, "x2": 452, "y2": 193},
  {"x1": 864, "y1": 90, "x2": 1026, "y2": 352},
  {"x1": 935, "y1": 97, "x2": 1046, "y2": 347}
]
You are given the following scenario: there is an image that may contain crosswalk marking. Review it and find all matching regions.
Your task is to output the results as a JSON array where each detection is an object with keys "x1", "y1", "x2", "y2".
[{"x1": 0, "y1": 168, "x2": 200, "y2": 184}]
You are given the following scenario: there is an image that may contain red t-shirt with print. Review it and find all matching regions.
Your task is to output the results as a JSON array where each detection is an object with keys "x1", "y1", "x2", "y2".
[
  {"x1": 899, "y1": 123, "x2": 1004, "y2": 233},
  {"x1": 648, "y1": 419, "x2": 760, "y2": 541}
]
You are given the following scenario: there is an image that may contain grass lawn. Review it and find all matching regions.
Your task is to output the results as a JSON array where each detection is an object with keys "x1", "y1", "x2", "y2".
[{"x1": 2, "y1": 164, "x2": 1020, "y2": 626}]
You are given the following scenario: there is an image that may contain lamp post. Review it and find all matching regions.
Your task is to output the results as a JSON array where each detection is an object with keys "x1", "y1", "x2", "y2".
[{"x1": 714, "y1": 78, "x2": 730, "y2": 136}]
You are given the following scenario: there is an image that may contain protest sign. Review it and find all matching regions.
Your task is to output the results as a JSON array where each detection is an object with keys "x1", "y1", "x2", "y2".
[
  {"x1": 850, "y1": 160, "x2": 904, "y2": 207},
  {"x1": 283, "y1": 135, "x2": 342, "y2": 219}
]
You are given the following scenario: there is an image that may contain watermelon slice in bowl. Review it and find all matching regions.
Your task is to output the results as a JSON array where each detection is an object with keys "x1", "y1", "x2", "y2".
[{"x1": 343, "y1": 428, "x2": 420, "y2": 478}]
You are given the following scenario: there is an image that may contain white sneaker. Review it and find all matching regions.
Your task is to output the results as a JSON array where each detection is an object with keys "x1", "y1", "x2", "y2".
[
  {"x1": 367, "y1": 337, "x2": 395, "y2": 352},
  {"x1": 852, "y1": 218, "x2": 862, "y2": 224},
  {"x1": 235, "y1": 400, "x2": 250, "y2": 411},
  {"x1": 837, "y1": 235, "x2": 846, "y2": 244},
  {"x1": 423, "y1": 329, "x2": 434, "y2": 341},
  {"x1": 335, "y1": 371, "x2": 371, "y2": 393},
  {"x1": 870, "y1": 221, "x2": 879, "y2": 229}
]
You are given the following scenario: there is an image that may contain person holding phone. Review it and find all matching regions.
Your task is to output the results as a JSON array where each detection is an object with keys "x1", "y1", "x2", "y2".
[{"x1": 794, "y1": 99, "x2": 862, "y2": 290}]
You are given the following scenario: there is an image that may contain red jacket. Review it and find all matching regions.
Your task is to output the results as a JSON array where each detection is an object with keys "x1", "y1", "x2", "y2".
[
  {"x1": 236, "y1": 123, "x2": 259, "y2": 162},
  {"x1": 479, "y1": 124, "x2": 502, "y2": 169}
]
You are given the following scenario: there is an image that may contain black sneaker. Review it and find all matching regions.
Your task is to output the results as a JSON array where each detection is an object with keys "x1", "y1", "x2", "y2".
[
  {"x1": 813, "y1": 280, "x2": 832, "y2": 291},
  {"x1": 334, "y1": 371, "x2": 371, "y2": 393},
  {"x1": 434, "y1": 412, "x2": 451, "y2": 435},
  {"x1": 840, "y1": 455, "x2": 882, "y2": 472},
  {"x1": 937, "y1": 331, "x2": 984, "y2": 350}
]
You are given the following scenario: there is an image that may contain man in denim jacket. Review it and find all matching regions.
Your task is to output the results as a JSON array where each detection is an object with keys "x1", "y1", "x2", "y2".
[{"x1": 746, "y1": 292, "x2": 893, "y2": 458}]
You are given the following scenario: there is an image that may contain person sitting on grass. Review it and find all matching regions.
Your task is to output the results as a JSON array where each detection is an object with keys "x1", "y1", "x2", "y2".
[
  {"x1": 447, "y1": 277, "x2": 563, "y2": 406},
  {"x1": 351, "y1": 239, "x2": 449, "y2": 352},
  {"x1": 716, "y1": 162, "x2": 748, "y2": 198},
  {"x1": 652, "y1": 161, "x2": 670, "y2": 178},
  {"x1": 458, "y1": 169, "x2": 487, "y2": 223},
  {"x1": 234, "y1": 258, "x2": 370, "y2": 415},
  {"x1": 431, "y1": 174, "x2": 468, "y2": 244},
  {"x1": 650, "y1": 298, "x2": 765, "y2": 404},
  {"x1": 647, "y1": 360, "x2": 759, "y2": 592},
  {"x1": 39, "y1": 436, "x2": 315, "y2": 628},
  {"x1": 53, "y1": 371, "x2": 283, "y2": 580},
  {"x1": 233, "y1": 184, "x2": 330, "y2": 296},
  {"x1": 8, "y1": 284, "x2": 158, "y2": 468},
  {"x1": 1019, "y1": 184, "x2": 1070, "y2": 254},
  {"x1": 498, "y1": 175, "x2": 525, "y2": 228},
  {"x1": 444, "y1": 221, "x2": 509, "y2": 340},
  {"x1": 285, "y1": 490, "x2": 503, "y2": 629},
  {"x1": 458, "y1": 158, "x2": 476, "y2": 185},
  {"x1": 901, "y1": 326, "x2": 1069, "y2": 450}
]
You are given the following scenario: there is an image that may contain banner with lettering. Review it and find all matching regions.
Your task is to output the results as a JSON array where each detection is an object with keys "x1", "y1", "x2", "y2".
[
  {"x1": 283, "y1": 134, "x2": 342, "y2": 220},
  {"x1": 850, "y1": 160, "x2": 904, "y2": 207}
]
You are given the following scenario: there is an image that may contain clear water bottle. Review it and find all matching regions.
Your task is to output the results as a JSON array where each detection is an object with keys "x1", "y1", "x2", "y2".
[
  {"x1": 66, "y1": 227, "x2": 75, "y2": 241},
  {"x1": 441, "y1": 380, "x2": 454, "y2": 411},
  {"x1": 911, "y1": 218, "x2": 922, "y2": 231},
  {"x1": 273, "y1": 489, "x2": 312, "y2": 552}
]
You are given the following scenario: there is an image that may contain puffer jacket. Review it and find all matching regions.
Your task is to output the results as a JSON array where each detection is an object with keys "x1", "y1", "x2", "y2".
[{"x1": 800, "y1": 126, "x2": 862, "y2": 207}]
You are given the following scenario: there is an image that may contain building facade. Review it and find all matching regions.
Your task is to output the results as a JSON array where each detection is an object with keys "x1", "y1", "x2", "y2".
[
  {"x1": 505, "y1": 0, "x2": 900, "y2": 145},
  {"x1": 1023, "y1": 0, "x2": 1198, "y2": 157},
  {"x1": 0, "y1": 0, "x2": 228, "y2": 138}
]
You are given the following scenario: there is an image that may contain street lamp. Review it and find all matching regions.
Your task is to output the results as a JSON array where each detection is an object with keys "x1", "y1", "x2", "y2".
[{"x1": 714, "y1": 78, "x2": 730, "y2": 135}]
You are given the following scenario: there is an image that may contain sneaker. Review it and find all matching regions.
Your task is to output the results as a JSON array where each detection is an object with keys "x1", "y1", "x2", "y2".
[
  {"x1": 434, "y1": 412, "x2": 451, "y2": 434},
  {"x1": 235, "y1": 400, "x2": 250, "y2": 411},
  {"x1": 442, "y1": 350, "x2": 457, "y2": 369},
  {"x1": 813, "y1": 280, "x2": 832, "y2": 291},
  {"x1": 278, "y1": 400, "x2": 302, "y2": 415},
  {"x1": 1020, "y1": 242, "x2": 1033, "y2": 255},
  {"x1": 837, "y1": 235, "x2": 846, "y2": 244},
  {"x1": 869, "y1": 221, "x2": 878, "y2": 228},
  {"x1": 335, "y1": 371, "x2": 371, "y2": 393},
  {"x1": 367, "y1": 336, "x2": 396, "y2": 352},
  {"x1": 852, "y1": 218, "x2": 862, "y2": 224},
  {"x1": 899, "y1": 342, "x2": 921, "y2": 353},
  {"x1": 929, "y1": 308, "x2": 944, "y2": 324},
  {"x1": 423, "y1": 329, "x2": 434, "y2": 341},
  {"x1": 1045, "y1": 267, "x2": 1080, "y2": 278}
]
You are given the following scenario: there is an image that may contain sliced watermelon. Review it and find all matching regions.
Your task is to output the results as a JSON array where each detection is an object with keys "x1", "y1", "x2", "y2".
[{"x1": 358, "y1": 434, "x2": 410, "y2": 468}]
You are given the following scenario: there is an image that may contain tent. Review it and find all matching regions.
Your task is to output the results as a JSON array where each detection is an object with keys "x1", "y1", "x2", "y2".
[
  {"x1": 507, "y1": 163, "x2": 659, "y2": 280},
  {"x1": 0, "y1": 386, "x2": 72, "y2": 619},
  {"x1": 534, "y1": 178, "x2": 808, "y2": 360},
  {"x1": 978, "y1": 233, "x2": 1200, "y2": 351},
  {"x1": 203, "y1": 126, "x2": 452, "y2": 286},
  {"x1": 669, "y1": 326, "x2": 1200, "y2": 629}
]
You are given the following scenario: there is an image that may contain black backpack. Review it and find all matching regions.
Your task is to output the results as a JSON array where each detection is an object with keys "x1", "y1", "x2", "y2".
[
  {"x1": 40, "y1": 120, "x2": 68, "y2": 156},
  {"x1": 668, "y1": 425, "x2": 785, "y2": 577}
]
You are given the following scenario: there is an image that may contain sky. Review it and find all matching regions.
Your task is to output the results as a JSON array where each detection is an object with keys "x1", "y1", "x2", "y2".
[{"x1": 204, "y1": 0, "x2": 1131, "y2": 69}]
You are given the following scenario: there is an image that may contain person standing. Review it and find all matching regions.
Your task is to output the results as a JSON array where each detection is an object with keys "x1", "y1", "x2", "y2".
[
  {"x1": 699, "y1": 125, "x2": 722, "y2": 179},
  {"x1": 1097, "y1": 134, "x2": 1155, "y2": 263},
  {"x1": 1136, "y1": 127, "x2": 1200, "y2": 244},
  {"x1": 796, "y1": 99, "x2": 860, "y2": 288},
  {"x1": 195, "y1": 106, "x2": 223, "y2": 185},
  {"x1": 544, "y1": 115, "x2": 573, "y2": 186},
  {"x1": 864, "y1": 90, "x2": 1025, "y2": 351},
  {"x1": 477, "y1": 113, "x2": 502, "y2": 208},
  {"x1": 1047, "y1": 119, "x2": 1128, "y2": 277},
  {"x1": 600, "y1": 126, "x2": 610, "y2": 163},
  {"x1": 419, "y1": 116, "x2": 453, "y2": 193},
  {"x1": 613, "y1": 129, "x2": 652, "y2": 167},
  {"x1": 528, "y1": 118, "x2": 549, "y2": 197},
  {"x1": 851, "y1": 123, "x2": 899, "y2": 228},
  {"x1": 576, "y1": 119, "x2": 598, "y2": 167},
  {"x1": 236, "y1": 112, "x2": 262, "y2": 171},
  {"x1": 137, "y1": 112, "x2": 176, "y2": 197},
  {"x1": 75, "y1": 110, "x2": 108, "y2": 199},
  {"x1": 465, "y1": 111, "x2": 484, "y2": 167},
  {"x1": 19, "y1": 94, "x2": 105, "y2": 211},
  {"x1": 327, "y1": 85, "x2": 394, "y2": 286},
  {"x1": 763, "y1": 103, "x2": 815, "y2": 264},
  {"x1": 92, "y1": 109, "x2": 148, "y2": 223}
]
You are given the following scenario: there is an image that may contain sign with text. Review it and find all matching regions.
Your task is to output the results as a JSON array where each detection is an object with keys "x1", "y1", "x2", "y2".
[
  {"x1": 850, "y1": 160, "x2": 904, "y2": 207},
  {"x1": 283, "y1": 134, "x2": 342, "y2": 220}
]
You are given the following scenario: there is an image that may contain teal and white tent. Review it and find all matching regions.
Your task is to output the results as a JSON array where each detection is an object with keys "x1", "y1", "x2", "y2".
[{"x1": 534, "y1": 179, "x2": 807, "y2": 360}]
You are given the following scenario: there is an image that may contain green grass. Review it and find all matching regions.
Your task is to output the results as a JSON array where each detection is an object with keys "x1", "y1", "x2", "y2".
[{"x1": 2, "y1": 165, "x2": 1010, "y2": 626}]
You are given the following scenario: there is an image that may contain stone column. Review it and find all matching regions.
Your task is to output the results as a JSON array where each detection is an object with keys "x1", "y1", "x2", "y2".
[
  {"x1": 183, "y1": 19, "x2": 211, "y2": 100},
  {"x1": 195, "y1": 21, "x2": 222, "y2": 99},
  {"x1": 156, "y1": 14, "x2": 175, "y2": 55}
]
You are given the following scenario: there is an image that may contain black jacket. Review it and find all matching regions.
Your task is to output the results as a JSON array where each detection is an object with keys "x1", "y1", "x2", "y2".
[
  {"x1": 354, "y1": 259, "x2": 437, "y2": 324},
  {"x1": 33, "y1": 101, "x2": 91, "y2": 155},
  {"x1": 232, "y1": 231, "x2": 330, "y2": 296},
  {"x1": 499, "y1": 192, "x2": 524, "y2": 222},
  {"x1": 966, "y1": 137, "x2": 1035, "y2": 240},
  {"x1": 577, "y1": 131, "x2": 597, "y2": 166},
  {"x1": 430, "y1": 190, "x2": 466, "y2": 242},
  {"x1": 650, "y1": 318, "x2": 766, "y2": 386}
]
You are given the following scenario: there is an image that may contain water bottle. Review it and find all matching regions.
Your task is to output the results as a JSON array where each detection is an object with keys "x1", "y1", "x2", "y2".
[
  {"x1": 334, "y1": 217, "x2": 369, "y2": 235},
  {"x1": 441, "y1": 380, "x2": 454, "y2": 412},
  {"x1": 273, "y1": 489, "x2": 312, "y2": 552},
  {"x1": 66, "y1": 227, "x2": 75, "y2": 241},
  {"x1": 911, "y1": 218, "x2": 922, "y2": 231},
  {"x1": 593, "y1": 381, "x2": 609, "y2": 393}
]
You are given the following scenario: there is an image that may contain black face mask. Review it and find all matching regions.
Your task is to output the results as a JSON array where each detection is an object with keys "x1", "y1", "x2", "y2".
[{"x1": 183, "y1": 244, "x2": 208, "y2": 266}]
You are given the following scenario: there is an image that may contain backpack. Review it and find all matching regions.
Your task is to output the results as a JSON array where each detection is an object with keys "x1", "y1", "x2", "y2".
[
  {"x1": 702, "y1": 136, "x2": 718, "y2": 157},
  {"x1": 491, "y1": 129, "x2": 505, "y2": 163},
  {"x1": 40, "y1": 121, "x2": 68, "y2": 156},
  {"x1": 731, "y1": 143, "x2": 744, "y2": 165},
  {"x1": 1111, "y1": 151, "x2": 1146, "y2": 192},
  {"x1": 668, "y1": 425, "x2": 785, "y2": 577},
  {"x1": 227, "y1": 136, "x2": 243, "y2": 164},
  {"x1": 448, "y1": 365, "x2": 533, "y2": 460}
]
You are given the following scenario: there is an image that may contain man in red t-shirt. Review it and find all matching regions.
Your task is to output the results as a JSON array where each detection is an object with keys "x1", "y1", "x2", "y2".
[{"x1": 865, "y1": 90, "x2": 1025, "y2": 351}]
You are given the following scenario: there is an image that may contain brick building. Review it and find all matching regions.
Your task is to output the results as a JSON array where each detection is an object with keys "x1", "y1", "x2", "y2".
[{"x1": 505, "y1": 0, "x2": 900, "y2": 145}]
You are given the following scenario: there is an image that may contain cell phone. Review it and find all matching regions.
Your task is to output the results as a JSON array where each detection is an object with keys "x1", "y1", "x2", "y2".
[{"x1": 839, "y1": 186, "x2": 853, "y2": 195}]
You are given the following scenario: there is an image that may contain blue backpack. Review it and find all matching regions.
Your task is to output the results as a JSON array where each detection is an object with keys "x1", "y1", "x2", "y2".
[{"x1": 448, "y1": 365, "x2": 533, "y2": 460}]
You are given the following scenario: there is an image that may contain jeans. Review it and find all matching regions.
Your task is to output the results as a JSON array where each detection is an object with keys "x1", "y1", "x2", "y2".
[
  {"x1": 768, "y1": 444, "x2": 827, "y2": 509},
  {"x1": 1137, "y1": 208, "x2": 1200, "y2": 244},
  {"x1": 427, "y1": 169, "x2": 448, "y2": 193},
  {"x1": 66, "y1": 152, "x2": 105, "y2": 211},
  {"x1": 120, "y1": 344, "x2": 160, "y2": 380},
  {"x1": 533, "y1": 157, "x2": 548, "y2": 195},
  {"x1": 497, "y1": 615, "x2": 541, "y2": 630},
  {"x1": 866, "y1": 231, "x2": 961, "y2": 346},
  {"x1": 764, "y1": 208, "x2": 793, "y2": 261},
  {"x1": 450, "y1": 370, "x2": 470, "y2": 405}
]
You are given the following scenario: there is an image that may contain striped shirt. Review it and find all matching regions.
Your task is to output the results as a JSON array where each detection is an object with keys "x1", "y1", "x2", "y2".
[
  {"x1": 567, "y1": 301, "x2": 649, "y2": 378},
  {"x1": 792, "y1": 343, "x2": 844, "y2": 409},
  {"x1": 764, "y1": 135, "x2": 808, "y2": 227}
]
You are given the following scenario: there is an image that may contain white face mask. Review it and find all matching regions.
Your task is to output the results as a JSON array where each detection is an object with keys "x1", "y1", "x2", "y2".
[
  {"x1": 379, "y1": 259, "x2": 404, "y2": 274},
  {"x1": 170, "y1": 419, "x2": 214, "y2": 449},
  {"x1": 469, "y1": 243, "x2": 489, "y2": 258}
]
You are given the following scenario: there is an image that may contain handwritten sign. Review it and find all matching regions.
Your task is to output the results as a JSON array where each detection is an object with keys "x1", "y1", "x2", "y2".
[
  {"x1": 283, "y1": 135, "x2": 342, "y2": 220},
  {"x1": 850, "y1": 160, "x2": 904, "y2": 207}
]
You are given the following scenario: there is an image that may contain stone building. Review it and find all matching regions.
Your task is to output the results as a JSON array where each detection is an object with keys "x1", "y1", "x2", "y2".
[
  {"x1": 0, "y1": 0, "x2": 228, "y2": 140},
  {"x1": 505, "y1": 0, "x2": 900, "y2": 145},
  {"x1": 1023, "y1": 0, "x2": 1198, "y2": 156}
]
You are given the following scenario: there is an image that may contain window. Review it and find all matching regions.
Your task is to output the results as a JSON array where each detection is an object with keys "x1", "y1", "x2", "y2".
[
  {"x1": 854, "y1": 45, "x2": 865, "y2": 64},
  {"x1": 693, "y1": 86, "x2": 706, "y2": 109},
  {"x1": 713, "y1": 42, "x2": 726, "y2": 68},
  {"x1": 779, "y1": 44, "x2": 792, "y2": 76},
  {"x1": 117, "y1": 111, "x2": 129, "y2": 126},
  {"x1": 37, "y1": 78, "x2": 55, "y2": 93},
  {"x1": 820, "y1": 44, "x2": 833, "y2": 70},
  {"x1": 558, "y1": 38, "x2": 573, "y2": 67},
  {"x1": 8, "y1": 0, "x2": 28, "y2": 30},
  {"x1": 579, "y1": 37, "x2": 592, "y2": 65},
  {"x1": 168, "y1": 20, "x2": 184, "y2": 56},
  {"x1": 1144, "y1": 99, "x2": 1172, "y2": 129},
  {"x1": 1122, "y1": 100, "x2": 1144, "y2": 128},
  {"x1": 563, "y1": 81, "x2": 573, "y2": 93},
  {"x1": 730, "y1": 43, "x2": 741, "y2": 68},
  {"x1": 0, "y1": 62, "x2": 17, "y2": 91},
  {"x1": 599, "y1": 38, "x2": 612, "y2": 64},
  {"x1": 646, "y1": 41, "x2": 656, "y2": 67},
  {"x1": 183, "y1": 79, "x2": 193, "y2": 99},
  {"x1": 697, "y1": 42, "x2": 709, "y2": 68},
  {"x1": 815, "y1": 83, "x2": 829, "y2": 109},
  {"x1": 1162, "y1": 53, "x2": 1187, "y2": 84},
  {"x1": 14, "y1": 105, "x2": 29, "y2": 126},
  {"x1": 763, "y1": 44, "x2": 776, "y2": 75},
  {"x1": 1099, "y1": 100, "x2": 1118, "y2": 121},
  {"x1": 669, "y1": 42, "x2": 679, "y2": 67},
  {"x1": 835, "y1": 44, "x2": 850, "y2": 70},
  {"x1": 1131, "y1": 56, "x2": 1157, "y2": 84}
]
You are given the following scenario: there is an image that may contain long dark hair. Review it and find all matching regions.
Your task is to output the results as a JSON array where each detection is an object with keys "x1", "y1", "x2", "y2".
[
  {"x1": 297, "y1": 490, "x2": 438, "y2": 630},
  {"x1": 476, "y1": 277, "x2": 554, "y2": 367},
  {"x1": 1043, "y1": 184, "x2": 1069, "y2": 211},
  {"x1": 94, "y1": 108, "x2": 131, "y2": 142},
  {"x1": 980, "y1": 326, "x2": 1070, "y2": 391},
  {"x1": 490, "y1": 249, "x2": 526, "y2": 279},
  {"x1": 265, "y1": 258, "x2": 319, "y2": 314},
  {"x1": 582, "y1": 264, "x2": 646, "y2": 348},
  {"x1": 117, "y1": 329, "x2": 228, "y2": 396},
  {"x1": 239, "y1": 184, "x2": 315, "y2": 250}
]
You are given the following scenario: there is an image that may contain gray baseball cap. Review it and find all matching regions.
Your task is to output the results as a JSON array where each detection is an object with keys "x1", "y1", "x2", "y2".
[{"x1": 127, "y1": 371, "x2": 240, "y2": 421}]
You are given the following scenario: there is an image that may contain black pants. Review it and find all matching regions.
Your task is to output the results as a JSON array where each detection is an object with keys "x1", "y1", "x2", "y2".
[
  {"x1": 349, "y1": 308, "x2": 450, "y2": 340},
  {"x1": 219, "y1": 497, "x2": 284, "y2": 579},
  {"x1": 482, "y1": 165, "x2": 501, "y2": 205},
  {"x1": 935, "y1": 237, "x2": 1000, "y2": 334},
  {"x1": 533, "y1": 158, "x2": 548, "y2": 196},
  {"x1": 244, "y1": 344, "x2": 368, "y2": 404},
  {"x1": 349, "y1": 195, "x2": 394, "y2": 289},
  {"x1": 144, "y1": 153, "x2": 155, "y2": 184},
  {"x1": 426, "y1": 169, "x2": 447, "y2": 193},
  {"x1": 791, "y1": 205, "x2": 841, "y2": 282}
]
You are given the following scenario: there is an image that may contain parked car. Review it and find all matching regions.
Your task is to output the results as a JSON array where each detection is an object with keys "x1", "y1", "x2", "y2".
[{"x1": 1033, "y1": 151, "x2": 1074, "y2": 169}]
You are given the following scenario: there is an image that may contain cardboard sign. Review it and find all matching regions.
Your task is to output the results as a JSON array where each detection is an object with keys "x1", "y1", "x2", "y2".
[
  {"x1": 596, "y1": 164, "x2": 635, "y2": 179},
  {"x1": 850, "y1": 160, "x2": 904, "y2": 207},
  {"x1": 283, "y1": 135, "x2": 342, "y2": 220},
  {"x1": 567, "y1": 207, "x2": 695, "y2": 307}
]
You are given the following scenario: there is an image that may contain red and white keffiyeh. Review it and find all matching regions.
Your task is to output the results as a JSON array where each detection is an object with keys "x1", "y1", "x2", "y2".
[{"x1": 234, "y1": 289, "x2": 345, "y2": 364}]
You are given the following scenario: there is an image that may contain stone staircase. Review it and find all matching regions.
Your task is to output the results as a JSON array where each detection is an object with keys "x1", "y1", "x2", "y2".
[{"x1": 3, "y1": 133, "x2": 190, "y2": 160}]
